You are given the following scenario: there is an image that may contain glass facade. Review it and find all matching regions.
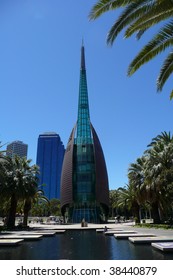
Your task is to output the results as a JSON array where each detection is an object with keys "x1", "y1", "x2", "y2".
[
  {"x1": 36, "y1": 132, "x2": 65, "y2": 199},
  {"x1": 69, "y1": 46, "x2": 99, "y2": 222},
  {"x1": 76, "y1": 68, "x2": 92, "y2": 144},
  {"x1": 73, "y1": 144, "x2": 96, "y2": 203},
  {"x1": 60, "y1": 45, "x2": 109, "y2": 223}
]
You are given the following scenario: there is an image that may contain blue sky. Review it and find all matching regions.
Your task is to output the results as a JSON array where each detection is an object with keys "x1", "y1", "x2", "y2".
[{"x1": 0, "y1": 0, "x2": 172, "y2": 190}]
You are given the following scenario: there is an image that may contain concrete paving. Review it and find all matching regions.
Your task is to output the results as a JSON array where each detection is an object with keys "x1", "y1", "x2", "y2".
[
  {"x1": 114, "y1": 233, "x2": 156, "y2": 239},
  {"x1": 28, "y1": 222, "x2": 135, "y2": 230},
  {"x1": 152, "y1": 242, "x2": 173, "y2": 252},
  {"x1": 129, "y1": 236, "x2": 173, "y2": 244},
  {"x1": 104, "y1": 230, "x2": 138, "y2": 236},
  {"x1": 129, "y1": 225, "x2": 173, "y2": 237},
  {"x1": 27, "y1": 221, "x2": 173, "y2": 236},
  {"x1": 14, "y1": 231, "x2": 56, "y2": 236},
  {"x1": 0, "y1": 239, "x2": 24, "y2": 246},
  {"x1": 31, "y1": 229, "x2": 66, "y2": 233},
  {"x1": 96, "y1": 228, "x2": 123, "y2": 233},
  {"x1": 0, "y1": 234, "x2": 43, "y2": 240}
]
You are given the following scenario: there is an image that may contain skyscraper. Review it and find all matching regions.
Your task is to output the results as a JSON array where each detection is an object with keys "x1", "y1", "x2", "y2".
[
  {"x1": 36, "y1": 132, "x2": 65, "y2": 200},
  {"x1": 6, "y1": 140, "x2": 28, "y2": 158},
  {"x1": 60, "y1": 45, "x2": 109, "y2": 223}
]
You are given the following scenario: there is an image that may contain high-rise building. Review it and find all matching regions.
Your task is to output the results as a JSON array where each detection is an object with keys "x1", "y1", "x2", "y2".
[
  {"x1": 60, "y1": 45, "x2": 109, "y2": 223},
  {"x1": 6, "y1": 140, "x2": 28, "y2": 158},
  {"x1": 36, "y1": 132, "x2": 65, "y2": 200}
]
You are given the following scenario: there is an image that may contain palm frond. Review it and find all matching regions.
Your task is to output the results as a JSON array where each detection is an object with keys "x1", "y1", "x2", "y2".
[
  {"x1": 89, "y1": 0, "x2": 132, "y2": 20},
  {"x1": 170, "y1": 90, "x2": 173, "y2": 100},
  {"x1": 136, "y1": 29, "x2": 147, "y2": 40},
  {"x1": 157, "y1": 51, "x2": 173, "y2": 91},
  {"x1": 125, "y1": 2, "x2": 173, "y2": 38},
  {"x1": 147, "y1": 131, "x2": 172, "y2": 147},
  {"x1": 107, "y1": 0, "x2": 152, "y2": 45},
  {"x1": 128, "y1": 20, "x2": 173, "y2": 76}
]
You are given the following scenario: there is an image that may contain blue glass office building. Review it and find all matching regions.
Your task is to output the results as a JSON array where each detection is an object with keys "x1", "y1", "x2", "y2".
[
  {"x1": 36, "y1": 132, "x2": 65, "y2": 199},
  {"x1": 60, "y1": 46, "x2": 109, "y2": 223}
]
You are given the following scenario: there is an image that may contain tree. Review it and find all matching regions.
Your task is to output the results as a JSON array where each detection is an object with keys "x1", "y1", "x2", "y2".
[
  {"x1": 127, "y1": 131, "x2": 173, "y2": 224},
  {"x1": 144, "y1": 131, "x2": 173, "y2": 222},
  {"x1": 89, "y1": 0, "x2": 173, "y2": 99},
  {"x1": 128, "y1": 157, "x2": 148, "y2": 203},
  {"x1": 117, "y1": 185, "x2": 139, "y2": 221},
  {"x1": 128, "y1": 155, "x2": 162, "y2": 223},
  {"x1": 109, "y1": 189, "x2": 119, "y2": 217},
  {"x1": 0, "y1": 155, "x2": 39, "y2": 229},
  {"x1": 0, "y1": 142, "x2": 8, "y2": 189},
  {"x1": 48, "y1": 198, "x2": 61, "y2": 216},
  {"x1": 22, "y1": 189, "x2": 48, "y2": 227}
]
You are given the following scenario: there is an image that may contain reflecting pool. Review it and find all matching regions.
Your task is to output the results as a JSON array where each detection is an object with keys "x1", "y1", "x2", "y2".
[{"x1": 0, "y1": 230, "x2": 173, "y2": 260}]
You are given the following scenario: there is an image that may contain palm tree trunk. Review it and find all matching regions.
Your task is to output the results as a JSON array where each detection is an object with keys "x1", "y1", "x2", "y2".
[
  {"x1": 111, "y1": 207, "x2": 114, "y2": 218},
  {"x1": 158, "y1": 206, "x2": 166, "y2": 223},
  {"x1": 23, "y1": 199, "x2": 31, "y2": 227},
  {"x1": 151, "y1": 202, "x2": 161, "y2": 224},
  {"x1": 7, "y1": 193, "x2": 17, "y2": 229},
  {"x1": 132, "y1": 202, "x2": 140, "y2": 223}
]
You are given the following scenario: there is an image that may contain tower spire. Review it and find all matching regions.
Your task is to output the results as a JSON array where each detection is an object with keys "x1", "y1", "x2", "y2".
[
  {"x1": 60, "y1": 44, "x2": 109, "y2": 224},
  {"x1": 81, "y1": 40, "x2": 86, "y2": 70},
  {"x1": 76, "y1": 44, "x2": 92, "y2": 144}
]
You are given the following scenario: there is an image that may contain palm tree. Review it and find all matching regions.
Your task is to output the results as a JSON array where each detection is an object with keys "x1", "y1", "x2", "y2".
[
  {"x1": 0, "y1": 155, "x2": 39, "y2": 229},
  {"x1": 144, "y1": 131, "x2": 173, "y2": 222},
  {"x1": 126, "y1": 131, "x2": 173, "y2": 224},
  {"x1": 142, "y1": 162, "x2": 161, "y2": 224},
  {"x1": 109, "y1": 189, "x2": 119, "y2": 217},
  {"x1": 23, "y1": 189, "x2": 49, "y2": 227},
  {"x1": 128, "y1": 157, "x2": 148, "y2": 222},
  {"x1": 89, "y1": 0, "x2": 173, "y2": 99},
  {"x1": 48, "y1": 198, "x2": 61, "y2": 216},
  {"x1": 0, "y1": 142, "x2": 8, "y2": 187},
  {"x1": 117, "y1": 185, "x2": 139, "y2": 222}
]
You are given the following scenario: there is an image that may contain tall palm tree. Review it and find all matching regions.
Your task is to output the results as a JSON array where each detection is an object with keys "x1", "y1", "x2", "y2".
[
  {"x1": 0, "y1": 142, "x2": 8, "y2": 186},
  {"x1": 117, "y1": 185, "x2": 140, "y2": 222},
  {"x1": 0, "y1": 155, "x2": 39, "y2": 229},
  {"x1": 128, "y1": 156, "x2": 148, "y2": 222},
  {"x1": 144, "y1": 131, "x2": 173, "y2": 222},
  {"x1": 89, "y1": 0, "x2": 173, "y2": 99},
  {"x1": 23, "y1": 189, "x2": 49, "y2": 227},
  {"x1": 109, "y1": 189, "x2": 119, "y2": 217},
  {"x1": 126, "y1": 131, "x2": 173, "y2": 224}
]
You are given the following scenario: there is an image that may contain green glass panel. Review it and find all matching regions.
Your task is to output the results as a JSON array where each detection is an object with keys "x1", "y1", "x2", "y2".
[
  {"x1": 76, "y1": 69, "x2": 93, "y2": 144},
  {"x1": 73, "y1": 144, "x2": 96, "y2": 205}
]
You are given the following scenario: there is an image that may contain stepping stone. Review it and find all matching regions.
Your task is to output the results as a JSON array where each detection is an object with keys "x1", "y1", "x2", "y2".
[
  {"x1": 31, "y1": 232, "x2": 56, "y2": 236},
  {"x1": 0, "y1": 235, "x2": 43, "y2": 241},
  {"x1": 16, "y1": 231, "x2": 56, "y2": 236},
  {"x1": 105, "y1": 230, "x2": 137, "y2": 236},
  {"x1": 0, "y1": 239, "x2": 24, "y2": 246},
  {"x1": 152, "y1": 242, "x2": 173, "y2": 252},
  {"x1": 31, "y1": 228, "x2": 66, "y2": 233},
  {"x1": 53, "y1": 230, "x2": 66, "y2": 234},
  {"x1": 129, "y1": 236, "x2": 173, "y2": 244},
  {"x1": 114, "y1": 233, "x2": 156, "y2": 239},
  {"x1": 96, "y1": 229, "x2": 122, "y2": 233}
]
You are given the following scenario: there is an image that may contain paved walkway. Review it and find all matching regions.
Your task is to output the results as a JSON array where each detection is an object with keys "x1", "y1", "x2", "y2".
[{"x1": 28, "y1": 222, "x2": 173, "y2": 236}]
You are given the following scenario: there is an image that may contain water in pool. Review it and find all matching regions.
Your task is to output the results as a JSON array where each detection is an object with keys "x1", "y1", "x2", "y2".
[{"x1": 0, "y1": 230, "x2": 173, "y2": 260}]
